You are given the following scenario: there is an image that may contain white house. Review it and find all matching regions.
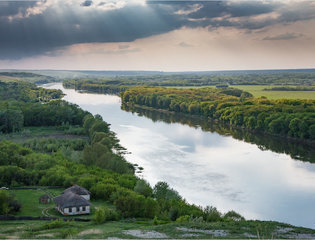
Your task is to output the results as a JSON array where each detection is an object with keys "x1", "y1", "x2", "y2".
[
  {"x1": 53, "y1": 191, "x2": 91, "y2": 215},
  {"x1": 63, "y1": 185, "x2": 91, "y2": 200}
]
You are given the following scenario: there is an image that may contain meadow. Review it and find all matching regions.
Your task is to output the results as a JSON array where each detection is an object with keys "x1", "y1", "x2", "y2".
[{"x1": 233, "y1": 85, "x2": 315, "y2": 100}]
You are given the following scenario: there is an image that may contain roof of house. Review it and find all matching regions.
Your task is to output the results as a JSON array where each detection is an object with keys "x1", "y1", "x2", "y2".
[
  {"x1": 53, "y1": 191, "x2": 91, "y2": 208},
  {"x1": 63, "y1": 185, "x2": 90, "y2": 196}
]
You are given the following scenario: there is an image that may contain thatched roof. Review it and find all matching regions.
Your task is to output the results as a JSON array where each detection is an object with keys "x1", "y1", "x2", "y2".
[
  {"x1": 53, "y1": 191, "x2": 90, "y2": 208},
  {"x1": 63, "y1": 185, "x2": 90, "y2": 196}
]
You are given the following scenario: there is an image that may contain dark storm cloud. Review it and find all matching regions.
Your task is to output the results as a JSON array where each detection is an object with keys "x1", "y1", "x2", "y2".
[
  {"x1": 0, "y1": 0, "x2": 314, "y2": 60},
  {"x1": 0, "y1": 1, "x2": 36, "y2": 18},
  {"x1": 81, "y1": 0, "x2": 93, "y2": 7},
  {"x1": 0, "y1": 3, "x2": 185, "y2": 59}
]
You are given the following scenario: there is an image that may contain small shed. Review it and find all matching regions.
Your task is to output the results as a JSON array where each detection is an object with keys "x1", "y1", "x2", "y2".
[
  {"x1": 39, "y1": 194, "x2": 50, "y2": 204},
  {"x1": 53, "y1": 191, "x2": 91, "y2": 215}
]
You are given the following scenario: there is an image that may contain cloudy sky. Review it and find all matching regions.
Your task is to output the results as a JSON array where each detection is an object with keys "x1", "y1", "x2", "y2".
[{"x1": 0, "y1": 0, "x2": 315, "y2": 71}]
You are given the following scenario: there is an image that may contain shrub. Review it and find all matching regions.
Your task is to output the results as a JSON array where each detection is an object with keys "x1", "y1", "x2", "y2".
[
  {"x1": 134, "y1": 179, "x2": 152, "y2": 197},
  {"x1": 176, "y1": 215, "x2": 190, "y2": 223},
  {"x1": 203, "y1": 206, "x2": 222, "y2": 222},
  {"x1": 0, "y1": 190, "x2": 21, "y2": 214},
  {"x1": 41, "y1": 220, "x2": 68, "y2": 230},
  {"x1": 224, "y1": 210, "x2": 245, "y2": 221},
  {"x1": 153, "y1": 181, "x2": 181, "y2": 201},
  {"x1": 94, "y1": 207, "x2": 120, "y2": 224},
  {"x1": 94, "y1": 208, "x2": 106, "y2": 224}
]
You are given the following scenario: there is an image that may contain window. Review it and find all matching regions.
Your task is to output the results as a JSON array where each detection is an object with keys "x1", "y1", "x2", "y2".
[
  {"x1": 69, "y1": 207, "x2": 72, "y2": 213},
  {"x1": 83, "y1": 206, "x2": 86, "y2": 211},
  {"x1": 77, "y1": 207, "x2": 80, "y2": 212}
]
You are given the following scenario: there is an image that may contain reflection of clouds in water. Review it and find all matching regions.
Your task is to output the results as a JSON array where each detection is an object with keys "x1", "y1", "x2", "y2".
[{"x1": 119, "y1": 124, "x2": 244, "y2": 204}]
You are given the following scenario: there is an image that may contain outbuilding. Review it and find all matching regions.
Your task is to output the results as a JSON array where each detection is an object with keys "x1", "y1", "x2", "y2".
[{"x1": 39, "y1": 194, "x2": 50, "y2": 204}]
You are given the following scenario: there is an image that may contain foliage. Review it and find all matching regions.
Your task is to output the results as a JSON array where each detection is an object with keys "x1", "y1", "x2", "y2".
[
  {"x1": 122, "y1": 86, "x2": 315, "y2": 140},
  {"x1": 134, "y1": 179, "x2": 153, "y2": 197},
  {"x1": 0, "y1": 190, "x2": 21, "y2": 214},
  {"x1": 203, "y1": 206, "x2": 222, "y2": 222},
  {"x1": 94, "y1": 207, "x2": 119, "y2": 224},
  {"x1": 224, "y1": 210, "x2": 245, "y2": 221},
  {"x1": 41, "y1": 220, "x2": 69, "y2": 230},
  {"x1": 153, "y1": 181, "x2": 182, "y2": 201},
  {"x1": 63, "y1": 70, "x2": 315, "y2": 94}
]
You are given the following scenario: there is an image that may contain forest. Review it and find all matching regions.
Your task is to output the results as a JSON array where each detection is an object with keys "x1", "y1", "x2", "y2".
[
  {"x1": 121, "y1": 87, "x2": 315, "y2": 141},
  {"x1": 62, "y1": 70, "x2": 315, "y2": 95}
]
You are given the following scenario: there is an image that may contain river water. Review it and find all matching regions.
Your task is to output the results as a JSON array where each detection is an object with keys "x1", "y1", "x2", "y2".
[{"x1": 45, "y1": 83, "x2": 315, "y2": 228}]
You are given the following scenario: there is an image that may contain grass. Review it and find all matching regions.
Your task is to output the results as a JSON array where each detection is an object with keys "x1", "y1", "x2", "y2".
[
  {"x1": 232, "y1": 85, "x2": 315, "y2": 100},
  {"x1": 9, "y1": 188, "x2": 63, "y2": 217},
  {"x1": 8, "y1": 187, "x2": 115, "y2": 221},
  {"x1": 1, "y1": 219, "x2": 315, "y2": 239},
  {"x1": 167, "y1": 85, "x2": 315, "y2": 100}
]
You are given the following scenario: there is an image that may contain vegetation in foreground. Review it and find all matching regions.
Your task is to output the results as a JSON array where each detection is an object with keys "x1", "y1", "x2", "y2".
[{"x1": 1, "y1": 218, "x2": 315, "y2": 239}]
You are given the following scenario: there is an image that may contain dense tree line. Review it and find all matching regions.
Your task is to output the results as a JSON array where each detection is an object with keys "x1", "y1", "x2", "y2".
[
  {"x1": 63, "y1": 71, "x2": 315, "y2": 94},
  {"x1": 63, "y1": 79, "x2": 128, "y2": 95},
  {"x1": 0, "y1": 81, "x2": 63, "y2": 102},
  {"x1": 0, "y1": 72, "x2": 56, "y2": 84},
  {"x1": 0, "y1": 81, "x2": 83, "y2": 133},
  {"x1": 122, "y1": 87, "x2": 315, "y2": 141}
]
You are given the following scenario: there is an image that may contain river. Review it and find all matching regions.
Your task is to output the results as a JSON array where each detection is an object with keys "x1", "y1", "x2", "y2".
[{"x1": 44, "y1": 83, "x2": 315, "y2": 229}]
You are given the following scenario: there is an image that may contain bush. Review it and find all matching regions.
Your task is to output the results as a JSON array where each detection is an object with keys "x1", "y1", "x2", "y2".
[
  {"x1": 134, "y1": 179, "x2": 152, "y2": 197},
  {"x1": 94, "y1": 207, "x2": 119, "y2": 224},
  {"x1": 176, "y1": 215, "x2": 190, "y2": 223},
  {"x1": 153, "y1": 181, "x2": 181, "y2": 201},
  {"x1": 41, "y1": 220, "x2": 68, "y2": 230},
  {"x1": 203, "y1": 206, "x2": 222, "y2": 222},
  {"x1": 224, "y1": 210, "x2": 245, "y2": 221},
  {"x1": 94, "y1": 208, "x2": 106, "y2": 224},
  {"x1": 0, "y1": 190, "x2": 21, "y2": 214}
]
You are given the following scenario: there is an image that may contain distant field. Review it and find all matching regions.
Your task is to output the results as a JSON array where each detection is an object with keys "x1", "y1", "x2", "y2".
[
  {"x1": 168, "y1": 85, "x2": 315, "y2": 100},
  {"x1": 233, "y1": 85, "x2": 315, "y2": 100}
]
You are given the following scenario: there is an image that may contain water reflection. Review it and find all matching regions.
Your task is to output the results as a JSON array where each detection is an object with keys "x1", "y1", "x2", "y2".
[{"x1": 122, "y1": 104, "x2": 315, "y2": 163}]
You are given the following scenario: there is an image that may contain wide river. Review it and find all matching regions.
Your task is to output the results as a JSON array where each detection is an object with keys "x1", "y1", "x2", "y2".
[{"x1": 45, "y1": 83, "x2": 315, "y2": 228}]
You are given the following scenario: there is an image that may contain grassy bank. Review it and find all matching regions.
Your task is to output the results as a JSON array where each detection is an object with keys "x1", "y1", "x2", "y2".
[{"x1": 1, "y1": 218, "x2": 315, "y2": 239}]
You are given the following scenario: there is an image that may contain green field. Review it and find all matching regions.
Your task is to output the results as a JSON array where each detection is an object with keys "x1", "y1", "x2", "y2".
[
  {"x1": 9, "y1": 189, "x2": 63, "y2": 217},
  {"x1": 232, "y1": 85, "x2": 315, "y2": 100},
  {"x1": 168, "y1": 85, "x2": 315, "y2": 100}
]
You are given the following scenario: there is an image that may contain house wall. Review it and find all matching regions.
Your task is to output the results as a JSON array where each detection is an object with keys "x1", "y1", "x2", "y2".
[{"x1": 62, "y1": 206, "x2": 90, "y2": 215}]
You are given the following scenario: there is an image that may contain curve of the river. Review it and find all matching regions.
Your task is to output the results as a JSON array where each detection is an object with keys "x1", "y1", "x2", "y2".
[{"x1": 44, "y1": 83, "x2": 315, "y2": 229}]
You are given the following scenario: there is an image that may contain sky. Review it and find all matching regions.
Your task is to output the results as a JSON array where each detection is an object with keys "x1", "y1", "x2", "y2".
[{"x1": 0, "y1": 0, "x2": 315, "y2": 71}]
